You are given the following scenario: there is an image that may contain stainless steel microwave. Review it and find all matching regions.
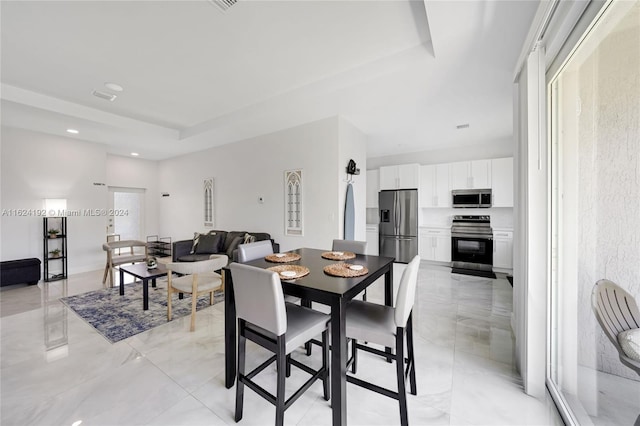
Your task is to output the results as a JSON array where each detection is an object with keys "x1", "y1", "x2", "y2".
[{"x1": 452, "y1": 189, "x2": 492, "y2": 208}]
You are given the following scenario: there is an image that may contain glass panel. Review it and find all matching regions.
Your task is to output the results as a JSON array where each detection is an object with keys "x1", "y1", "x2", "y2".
[{"x1": 549, "y1": 2, "x2": 640, "y2": 424}]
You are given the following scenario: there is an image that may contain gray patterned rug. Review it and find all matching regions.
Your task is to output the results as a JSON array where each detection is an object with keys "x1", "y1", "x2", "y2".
[{"x1": 60, "y1": 281, "x2": 223, "y2": 343}]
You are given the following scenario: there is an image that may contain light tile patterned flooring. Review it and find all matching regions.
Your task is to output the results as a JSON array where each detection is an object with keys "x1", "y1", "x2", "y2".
[{"x1": 0, "y1": 263, "x2": 564, "y2": 425}]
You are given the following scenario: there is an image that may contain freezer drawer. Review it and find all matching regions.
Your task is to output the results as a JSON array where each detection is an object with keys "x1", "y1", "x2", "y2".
[{"x1": 379, "y1": 235, "x2": 417, "y2": 264}]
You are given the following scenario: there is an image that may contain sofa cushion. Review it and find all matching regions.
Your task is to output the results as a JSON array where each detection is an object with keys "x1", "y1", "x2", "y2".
[
  {"x1": 191, "y1": 230, "x2": 225, "y2": 254},
  {"x1": 226, "y1": 236, "x2": 244, "y2": 258},
  {"x1": 249, "y1": 232, "x2": 271, "y2": 242},
  {"x1": 223, "y1": 231, "x2": 246, "y2": 252},
  {"x1": 195, "y1": 233, "x2": 223, "y2": 254},
  {"x1": 177, "y1": 254, "x2": 214, "y2": 262},
  {"x1": 243, "y1": 233, "x2": 256, "y2": 244}
]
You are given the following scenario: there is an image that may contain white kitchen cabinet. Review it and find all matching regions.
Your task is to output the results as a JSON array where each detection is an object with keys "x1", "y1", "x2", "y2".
[
  {"x1": 365, "y1": 225, "x2": 379, "y2": 255},
  {"x1": 379, "y1": 164, "x2": 420, "y2": 190},
  {"x1": 419, "y1": 164, "x2": 450, "y2": 207},
  {"x1": 366, "y1": 169, "x2": 380, "y2": 208},
  {"x1": 491, "y1": 158, "x2": 514, "y2": 207},
  {"x1": 419, "y1": 227, "x2": 451, "y2": 262},
  {"x1": 493, "y1": 229, "x2": 513, "y2": 270},
  {"x1": 450, "y1": 160, "x2": 492, "y2": 190}
]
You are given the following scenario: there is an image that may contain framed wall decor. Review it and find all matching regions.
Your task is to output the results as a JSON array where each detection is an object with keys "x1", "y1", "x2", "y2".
[
  {"x1": 284, "y1": 169, "x2": 303, "y2": 236},
  {"x1": 204, "y1": 178, "x2": 214, "y2": 228}
]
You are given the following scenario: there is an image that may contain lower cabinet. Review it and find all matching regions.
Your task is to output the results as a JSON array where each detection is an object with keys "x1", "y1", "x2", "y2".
[
  {"x1": 419, "y1": 228, "x2": 451, "y2": 263},
  {"x1": 493, "y1": 230, "x2": 513, "y2": 270}
]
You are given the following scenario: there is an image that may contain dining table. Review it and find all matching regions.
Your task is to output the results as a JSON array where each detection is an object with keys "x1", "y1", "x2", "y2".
[{"x1": 223, "y1": 247, "x2": 395, "y2": 426}]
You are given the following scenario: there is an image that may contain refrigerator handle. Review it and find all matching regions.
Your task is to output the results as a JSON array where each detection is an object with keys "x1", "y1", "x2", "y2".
[{"x1": 394, "y1": 191, "x2": 399, "y2": 235}]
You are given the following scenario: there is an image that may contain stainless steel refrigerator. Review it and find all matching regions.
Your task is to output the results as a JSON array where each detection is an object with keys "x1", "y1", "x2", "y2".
[{"x1": 379, "y1": 189, "x2": 418, "y2": 263}]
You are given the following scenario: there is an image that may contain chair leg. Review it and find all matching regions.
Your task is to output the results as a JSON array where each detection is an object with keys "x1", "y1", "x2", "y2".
[
  {"x1": 362, "y1": 288, "x2": 367, "y2": 302},
  {"x1": 275, "y1": 337, "x2": 286, "y2": 426},
  {"x1": 322, "y1": 330, "x2": 330, "y2": 401},
  {"x1": 102, "y1": 263, "x2": 109, "y2": 284},
  {"x1": 351, "y1": 338, "x2": 358, "y2": 374},
  {"x1": 235, "y1": 320, "x2": 246, "y2": 422},
  {"x1": 209, "y1": 290, "x2": 214, "y2": 305},
  {"x1": 190, "y1": 293, "x2": 197, "y2": 332},
  {"x1": 108, "y1": 266, "x2": 115, "y2": 288},
  {"x1": 406, "y1": 315, "x2": 417, "y2": 395},
  {"x1": 396, "y1": 330, "x2": 408, "y2": 426},
  {"x1": 167, "y1": 288, "x2": 173, "y2": 321},
  {"x1": 286, "y1": 354, "x2": 291, "y2": 377}
]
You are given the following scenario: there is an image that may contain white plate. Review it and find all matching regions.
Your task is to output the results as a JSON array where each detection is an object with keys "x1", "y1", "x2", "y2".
[
  {"x1": 349, "y1": 265, "x2": 363, "y2": 271},
  {"x1": 280, "y1": 271, "x2": 296, "y2": 278},
  {"x1": 332, "y1": 251, "x2": 344, "y2": 256},
  {"x1": 275, "y1": 253, "x2": 286, "y2": 258}
]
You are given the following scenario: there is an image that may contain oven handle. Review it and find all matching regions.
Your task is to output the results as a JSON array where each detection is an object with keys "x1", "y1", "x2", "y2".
[{"x1": 451, "y1": 233, "x2": 493, "y2": 239}]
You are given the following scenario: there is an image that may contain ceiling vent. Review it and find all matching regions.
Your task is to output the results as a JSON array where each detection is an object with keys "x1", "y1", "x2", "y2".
[
  {"x1": 207, "y1": 0, "x2": 237, "y2": 13},
  {"x1": 92, "y1": 90, "x2": 117, "y2": 102},
  {"x1": 456, "y1": 123, "x2": 470, "y2": 129}
]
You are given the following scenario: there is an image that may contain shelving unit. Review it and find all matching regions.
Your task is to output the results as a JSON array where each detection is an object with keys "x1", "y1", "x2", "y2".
[
  {"x1": 147, "y1": 235, "x2": 172, "y2": 259},
  {"x1": 43, "y1": 217, "x2": 67, "y2": 282}
]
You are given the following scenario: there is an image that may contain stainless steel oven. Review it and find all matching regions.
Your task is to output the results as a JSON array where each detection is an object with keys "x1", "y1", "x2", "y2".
[{"x1": 451, "y1": 215, "x2": 496, "y2": 278}]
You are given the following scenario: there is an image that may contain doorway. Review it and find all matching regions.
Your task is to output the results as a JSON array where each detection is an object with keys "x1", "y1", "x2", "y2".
[{"x1": 107, "y1": 187, "x2": 145, "y2": 241}]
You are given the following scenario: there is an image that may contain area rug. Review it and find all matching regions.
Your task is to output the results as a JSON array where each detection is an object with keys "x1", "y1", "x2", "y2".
[{"x1": 60, "y1": 282, "x2": 223, "y2": 343}]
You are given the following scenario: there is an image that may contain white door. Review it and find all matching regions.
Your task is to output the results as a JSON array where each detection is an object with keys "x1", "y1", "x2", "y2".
[{"x1": 108, "y1": 187, "x2": 145, "y2": 240}]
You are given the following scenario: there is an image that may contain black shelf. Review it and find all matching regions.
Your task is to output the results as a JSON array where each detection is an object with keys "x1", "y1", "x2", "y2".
[
  {"x1": 43, "y1": 217, "x2": 67, "y2": 282},
  {"x1": 147, "y1": 235, "x2": 172, "y2": 258}
]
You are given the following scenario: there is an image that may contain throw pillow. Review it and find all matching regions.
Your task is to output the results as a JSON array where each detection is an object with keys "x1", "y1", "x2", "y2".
[
  {"x1": 195, "y1": 233, "x2": 223, "y2": 254},
  {"x1": 243, "y1": 233, "x2": 256, "y2": 244},
  {"x1": 618, "y1": 328, "x2": 640, "y2": 361},
  {"x1": 191, "y1": 230, "x2": 218, "y2": 254},
  {"x1": 226, "y1": 235, "x2": 244, "y2": 258}
]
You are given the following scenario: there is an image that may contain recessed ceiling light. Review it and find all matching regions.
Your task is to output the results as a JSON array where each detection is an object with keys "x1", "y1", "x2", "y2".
[
  {"x1": 131, "y1": 152, "x2": 139, "y2": 156},
  {"x1": 66, "y1": 128, "x2": 79, "y2": 134},
  {"x1": 104, "y1": 82, "x2": 123, "y2": 92}
]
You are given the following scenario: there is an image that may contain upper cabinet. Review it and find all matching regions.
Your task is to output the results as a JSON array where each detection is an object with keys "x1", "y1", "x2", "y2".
[
  {"x1": 419, "y1": 164, "x2": 450, "y2": 207},
  {"x1": 379, "y1": 164, "x2": 420, "y2": 190},
  {"x1": 366, "y1": 169, "x2": 380, "y2": 208},
  {"x1": 491, "y1": 157, "x2": 514, "y2": 207},
  {"x1": 450, "y1": 160, "x2": 492, "y2": 189}
]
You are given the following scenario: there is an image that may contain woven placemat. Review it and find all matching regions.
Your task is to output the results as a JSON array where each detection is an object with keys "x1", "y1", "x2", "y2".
[
  {"x1": 323, "y1": 262, "x2": 368, "y2": 278},
  {"x1": 321, "y1": 251, "x2": 356, "y2": 261},
  {"x1": 265, "y1": 252, "x2": 301, "y2": 263},
  {"x1": 267, "y1": 265, "x2": 310, "y2": 280}
]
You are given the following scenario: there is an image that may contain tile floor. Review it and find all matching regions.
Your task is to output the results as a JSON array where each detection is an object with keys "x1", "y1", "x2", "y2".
[{"x1": 1, "y1": 263, "x2": 565, "y2": 425}]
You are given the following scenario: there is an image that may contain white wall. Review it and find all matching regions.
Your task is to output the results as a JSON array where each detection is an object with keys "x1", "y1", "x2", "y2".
[
  {"x1": 106, "y1": 154, "x2": 160, "y2": 239},
  {"x1": 158, "y1": 116, "x2": 360, "y2": 251},
  {"x1": 0, "y1": 127, "x2": 108, "y2": 273}
]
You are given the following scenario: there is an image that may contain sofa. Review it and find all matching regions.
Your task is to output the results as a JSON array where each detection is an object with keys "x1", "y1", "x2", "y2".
[{"x1": 172, "y1": 230, "x2": 279, "y2": 263}]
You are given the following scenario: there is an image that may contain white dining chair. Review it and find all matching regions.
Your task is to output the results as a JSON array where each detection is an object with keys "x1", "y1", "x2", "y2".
[
  {"x1": 345, "y1": 254, "x2": 420, "y2": 426},
  {"x1": 230, "y1": 263, "x2": 330, "y2": 426}
]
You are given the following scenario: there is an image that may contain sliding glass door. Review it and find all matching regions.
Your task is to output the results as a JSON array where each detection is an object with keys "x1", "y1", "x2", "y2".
[{"x1": 548, "y1": 1, "x2": 640, "y2": 424}]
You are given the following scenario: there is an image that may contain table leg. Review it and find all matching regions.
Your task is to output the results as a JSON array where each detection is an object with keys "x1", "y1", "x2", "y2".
[
  {"x1": 143, "y1": 278, "x2": 149, "y2": 310},
  {"x1": 119, "y1": 268, "x2": 125, "y2": 296},
  {"x1": 151, "y1": 277, "x2": 157, "y2": 288},
  {"x1": 330, "y1": 298, "x2": 347, "y2": 426},
  {"x1": 224, "y1": 270, "x2": 236, "y2": 389}
]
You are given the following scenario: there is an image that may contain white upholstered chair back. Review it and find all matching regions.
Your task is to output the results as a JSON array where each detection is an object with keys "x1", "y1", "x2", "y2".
[
  {"x1": 237, "y1": 240, "x2": 274, "y2": 263},
  {"x1": 332, "y1": 239, "x2": 367, "y2": 254},
  {"x1": 394, "y1": 255, "x2": 421, "y2": 328},
  {"x1": 230, "y1": 263, "x2": 287, "y2": 336}
]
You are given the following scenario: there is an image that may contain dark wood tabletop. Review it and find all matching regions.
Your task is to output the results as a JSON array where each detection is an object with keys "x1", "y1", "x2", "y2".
[{"x1": 118, "y1": 262, "x2": 168, "y2": 279}]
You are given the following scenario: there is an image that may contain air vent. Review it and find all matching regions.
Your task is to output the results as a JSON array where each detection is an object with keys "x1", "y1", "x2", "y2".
[
  {"x1": 92, "y1": 90, "x2": 117, "y2": 102},
  {"x1": 456, "y1": 123, "x2": 470, "y2": 129},
  {"x1": 207, "y1": 0, "x2": 237, "y2": 13}
]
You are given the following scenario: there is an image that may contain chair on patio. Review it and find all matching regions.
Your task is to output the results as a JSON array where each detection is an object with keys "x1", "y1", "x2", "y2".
[
  {"x1": 166, "y1": 255, "x2": 228, "y2": 332},
  {"x1": 230, "y1": 262, "x2": 330, "y2": 426},
  {"x1": 592, "y1": 279, "x2": 640, "y2": 375},
  {"x1": 102, "y1": 240, "x2": 148, "y2": 288},
  {"x1": 345, "y1": 254, "x2": 420, "y2": 426}
]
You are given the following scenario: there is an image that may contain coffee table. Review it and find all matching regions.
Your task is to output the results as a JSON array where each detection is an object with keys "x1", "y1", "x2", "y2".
[{"x1": 118, "y1": 263, "x2": 168, "y2": 310}]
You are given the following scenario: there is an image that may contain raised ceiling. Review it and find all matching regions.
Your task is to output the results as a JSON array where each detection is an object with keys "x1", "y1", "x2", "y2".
[{"x1": 0, "y1": 1, "x2": 539, "y2": 160}]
